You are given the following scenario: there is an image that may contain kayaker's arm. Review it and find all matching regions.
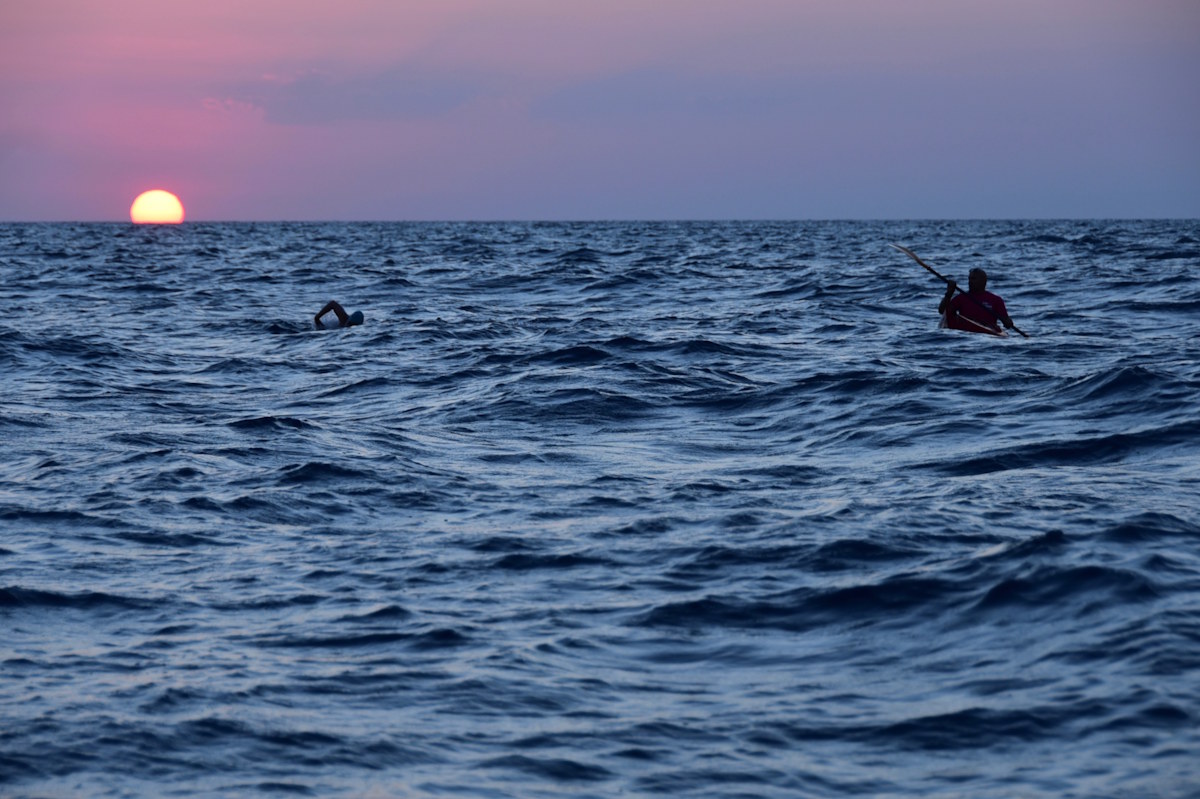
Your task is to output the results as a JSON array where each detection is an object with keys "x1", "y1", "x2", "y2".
[{"x1": 938, "y1": 280, "x2": 957, "y2": 315}]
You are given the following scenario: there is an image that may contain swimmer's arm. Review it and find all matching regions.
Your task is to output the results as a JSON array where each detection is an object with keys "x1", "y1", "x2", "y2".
[{"x1": 315, "y1": 300, "x2": 349, "y2": 328}]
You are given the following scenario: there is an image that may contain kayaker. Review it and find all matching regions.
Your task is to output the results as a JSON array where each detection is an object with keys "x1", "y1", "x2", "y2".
[{"x1": 939, "y1": 268, "x2": 1015, "y2": 335}]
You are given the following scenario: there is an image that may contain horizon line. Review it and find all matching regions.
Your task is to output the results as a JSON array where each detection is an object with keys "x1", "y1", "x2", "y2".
[{"x1": 3, "y1": 216, "x2": 1198, "y2": 225}]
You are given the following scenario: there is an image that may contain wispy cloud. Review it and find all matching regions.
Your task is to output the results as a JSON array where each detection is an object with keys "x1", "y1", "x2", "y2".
[{"x1": 227, "y1": 66, "x2": 485, "y2": 125}]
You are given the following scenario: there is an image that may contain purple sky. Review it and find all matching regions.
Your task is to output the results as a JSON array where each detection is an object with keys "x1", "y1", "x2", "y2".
[{"x1": 2, "y1": 0, "x2": 1197, "y2": 221}]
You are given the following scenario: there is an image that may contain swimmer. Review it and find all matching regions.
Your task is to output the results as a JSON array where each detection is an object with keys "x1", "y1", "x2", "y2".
[{"x1": 314, "y1": 300, "x2": 364, "y2": 330}]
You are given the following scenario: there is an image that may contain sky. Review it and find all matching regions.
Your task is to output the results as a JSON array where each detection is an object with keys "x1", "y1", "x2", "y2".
[{"x1": 2, "y1": 0, "x2": 1197, "y2": 221}]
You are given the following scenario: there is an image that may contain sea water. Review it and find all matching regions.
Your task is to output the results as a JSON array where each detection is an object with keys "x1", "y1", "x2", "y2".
[{"x1": 1, "y1": 220, "x2": 1198, "y2": 798}]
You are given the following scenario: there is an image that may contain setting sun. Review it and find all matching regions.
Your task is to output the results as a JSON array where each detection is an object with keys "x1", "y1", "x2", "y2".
[{"x1": 130, "y1": 189, "x2": 185, "y2": 224}]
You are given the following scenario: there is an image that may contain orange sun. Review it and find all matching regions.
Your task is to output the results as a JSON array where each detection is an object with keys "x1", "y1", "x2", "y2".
[{"x1": 130, "y1": 189, "x2": 185, "y2": 224}]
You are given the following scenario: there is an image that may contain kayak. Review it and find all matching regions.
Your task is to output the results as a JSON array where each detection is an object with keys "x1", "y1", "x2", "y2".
[{"x1": 940, "y1": 313, "x2": 1007, "y2": 337}]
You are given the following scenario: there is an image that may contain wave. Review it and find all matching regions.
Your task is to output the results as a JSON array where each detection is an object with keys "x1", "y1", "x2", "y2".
[
  {"x1": 490, "y1": 551, "x2": 615, "y2": 570},
  {"x1": 476, "y1": 387, "x2": 660, "y2": 424},
  {"x1": 924, "y1": 418, "x2": 1200, "y2": 475},
  {"x1": 254, "y1": 627, "x2": 471, "y2": 651},
  {"x1": 275, "y1": 461, "x2": 382, "y2": 485},
  {"x1": 335, "y1": 604, "x2": 412, "y2": 622},
  {"x1": 636, "y1": 574, "x2": 964, "y2": 633},
  {"x1": 478, "y1": 754, "x2": 612, "y2": 782},
  {"x1": 974, "y1": 564, "x2": 1159, "y2": 613},
  {"x1": 1100, "y1": 512, "x2": 1200, "y2": 542},
  {"x1": 228, "y1": 415, "x2": 316, "y2": 431},
  {"x1": 0, "y1": 586, "x2": 154, "y2": 611}
]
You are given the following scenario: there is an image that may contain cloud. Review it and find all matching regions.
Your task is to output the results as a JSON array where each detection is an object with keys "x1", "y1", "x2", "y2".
[{"x1": 229, "y1": 65, "x2": 484, "y2": 125}]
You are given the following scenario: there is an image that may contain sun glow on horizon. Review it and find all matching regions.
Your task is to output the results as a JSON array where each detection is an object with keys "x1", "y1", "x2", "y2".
[{"x1": 130, "y1": 190, "x2": 185, "y2": 224}]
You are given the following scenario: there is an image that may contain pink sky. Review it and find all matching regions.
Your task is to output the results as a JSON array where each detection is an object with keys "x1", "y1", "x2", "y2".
[{"x1": 2, "y1": 0, "x2": 1197, "y2": 220}]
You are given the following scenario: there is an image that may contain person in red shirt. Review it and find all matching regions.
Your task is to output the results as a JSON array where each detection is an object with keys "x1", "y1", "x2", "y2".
[{"x1": 938, "y1": 268, "x2": 1015, "y2": 335}]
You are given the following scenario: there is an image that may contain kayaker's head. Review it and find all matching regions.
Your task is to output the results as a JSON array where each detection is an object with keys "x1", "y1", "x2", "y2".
[{"x1": 968, "y1": 267, "x2": 988, "y2": 293}]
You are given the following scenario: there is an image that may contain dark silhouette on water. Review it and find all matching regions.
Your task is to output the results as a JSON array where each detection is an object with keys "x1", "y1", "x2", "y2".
[
  {"x1": 314, "y1": 300, "x2": 364, "y2": 330},
  {"x1": 891, "y1": 243, "x2": 1028, "y2": 337},
  {"x1": 939, "y1": 268, "x2": 1015, "y2": 336}
]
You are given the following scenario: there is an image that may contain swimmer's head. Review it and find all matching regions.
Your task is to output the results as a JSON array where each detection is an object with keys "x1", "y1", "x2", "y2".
[{"x1": 348, "y1": 310, "x2": 364, "y2": 326}]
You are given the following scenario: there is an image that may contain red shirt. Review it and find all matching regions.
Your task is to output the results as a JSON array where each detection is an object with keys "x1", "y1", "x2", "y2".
[{"x1": 945, "y1": 290, "x2": 1007, "y2": 334}]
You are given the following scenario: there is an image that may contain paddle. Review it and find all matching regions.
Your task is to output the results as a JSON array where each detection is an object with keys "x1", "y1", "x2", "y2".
[{"x1": 891, "y1": 243, "x2": 1029, "y2": 338}]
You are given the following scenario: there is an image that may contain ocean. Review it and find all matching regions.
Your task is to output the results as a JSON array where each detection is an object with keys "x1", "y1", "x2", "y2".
[{"x1": 1, "y1": 220, "x2": 1198, "y2": 798}]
